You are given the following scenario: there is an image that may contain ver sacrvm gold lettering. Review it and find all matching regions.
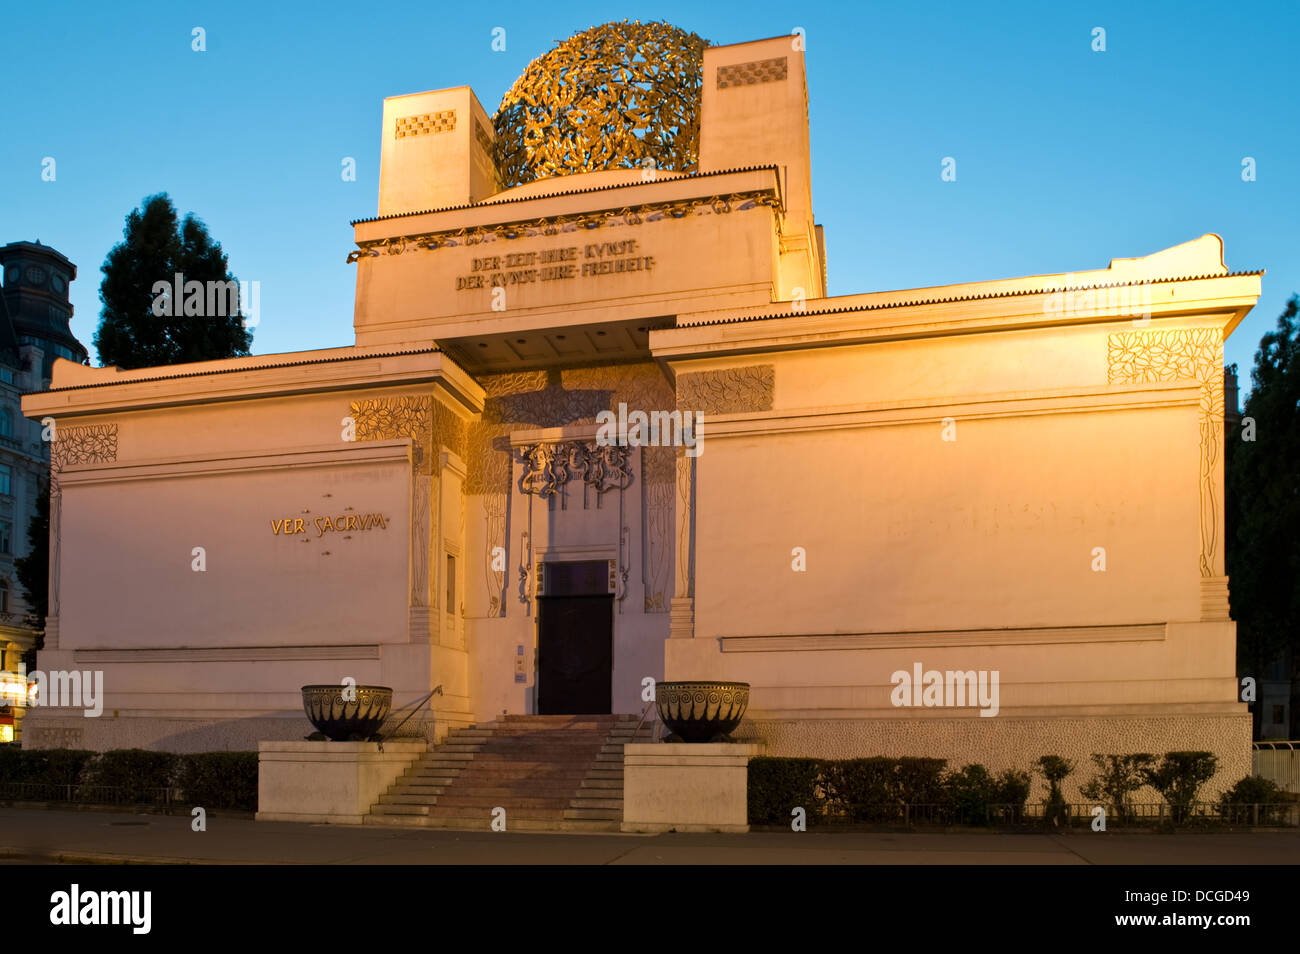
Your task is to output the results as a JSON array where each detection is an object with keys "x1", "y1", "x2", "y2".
[{"x1": 270, "y1": 513, "x2": 389, "y2": 536}]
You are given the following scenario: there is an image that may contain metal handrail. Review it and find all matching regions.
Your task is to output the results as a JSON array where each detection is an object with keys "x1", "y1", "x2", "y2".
[
  {"x1": 631, "y1": 698, "x2": 657, "y2": 743},
  {"x1": 376, "y1": 685, "x2": 442, "y2": 749}
]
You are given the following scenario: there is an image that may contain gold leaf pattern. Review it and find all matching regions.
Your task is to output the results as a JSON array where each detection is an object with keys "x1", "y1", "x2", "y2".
[
  {"x1": 1107, "y1": 329, "x2": 1224, "y2": 577},
  {"x1": 493, "y1": 20, "x2": 708, "y2": 188}
]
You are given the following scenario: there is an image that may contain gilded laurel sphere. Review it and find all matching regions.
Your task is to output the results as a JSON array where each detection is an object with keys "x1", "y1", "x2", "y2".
[{"x1": 494, "y1": 20, "x2": 708, "y2": 188}]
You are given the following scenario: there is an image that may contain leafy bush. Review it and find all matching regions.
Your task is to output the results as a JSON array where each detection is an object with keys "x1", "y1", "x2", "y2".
[
  {"x1": 0, "y1": 746, "x2": 99, "y2": 799},
  {"x1": 177, "y1": 752, "x2": 258, "y2": 812},
  {"x1": 32, "y1": 748, "x2": 99, "y2": 788},
  {"x1": 945, "y1": 764, "x2": 999, "y2": 826},
  {"x1": 1035, "y1": 755, "x2": 1074, "y2": 827},
  {"x1": 0, "y1": 743, "x2": 24, "y2": 782},
  {"x1": 894, "y1": 757, "x2": 948, "y2": 806},
  {"x1": 83, "y1": 749, "x2": 177, "y2": 805},
  {"x1": 824, "y1": 757, "x2": 897, "y2": 821},
  {"x1": 1216, "y1": 775, "x2": 1287, "y2": 825},
  {"x1": 1080, "y1": 753, "x2": 1156, "y2": 824},
  {"x1": 748, "y1": 757, "x2": 824, "y2": 826},
  {"x1": 994, "y1": 768, "x2": 1032, "y2": 821},
  {"x1": 1143, "y1": 752, "x2": 1217, "y2": 824}
]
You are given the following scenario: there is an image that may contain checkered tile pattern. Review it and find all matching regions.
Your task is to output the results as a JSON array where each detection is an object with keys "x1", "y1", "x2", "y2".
[
  {"x1": 716, "y1": 56, "x2": 789, "y2": 89},
  {"x1": 395, "y1": 110, "x2": 457, "y2": 139}
]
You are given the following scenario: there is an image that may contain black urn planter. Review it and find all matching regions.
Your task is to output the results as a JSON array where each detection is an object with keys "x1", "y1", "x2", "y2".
[
  {"x1": 656, "y1": 681, "x2": 750, "y2": 743},
  {"x1": 301, "y1": 685, "x2": 392, "y2": 741}
]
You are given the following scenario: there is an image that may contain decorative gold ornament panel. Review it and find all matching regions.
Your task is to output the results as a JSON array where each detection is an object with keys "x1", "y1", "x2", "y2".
[
  {"x1": 1107, "y1": 328, "x2": 1224, "y2": 577},
  {"x1": 52, "y1": 423, "x2": 118, "y2": 469},
  {"x1": 493, "y1": 21, "x2": 708, "y2": 188},
  {"x1": 347, "y1": 191, "x2": 777, "y2": 263},
  {"x1": 515, "y1": 440, "x2": 633, "y2": 497},
  {"x1": 474, "y1": 121, "x2": 494, "y2": 157},
  {"x1": 717, "y1": 57, "x2": 788, "y2": 89},
  {"x1": 676, "y1": 365, "x2": 775, "y2": 415},
  {"x1": 350, "y1": 395, "x2": 466, "y2": 474},
  {"x1": 395, "y1": 110, "x2": 456, "y2": 139}
]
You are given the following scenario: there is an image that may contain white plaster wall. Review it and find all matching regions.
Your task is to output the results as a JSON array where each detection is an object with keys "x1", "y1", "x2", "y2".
[
  {"x1": 59, "y1": 458, "x2": 411, "y2": 649},
  {"x1": 694, "y1": 403, "x2": 1199, "y2": 639}
]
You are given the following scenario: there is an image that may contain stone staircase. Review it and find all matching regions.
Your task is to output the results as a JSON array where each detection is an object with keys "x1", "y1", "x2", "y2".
[{"x1": 366, "y1": 713, "x2": 651, "y2": 831}]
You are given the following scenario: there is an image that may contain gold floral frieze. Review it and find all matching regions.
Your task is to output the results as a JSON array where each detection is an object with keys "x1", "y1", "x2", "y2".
[
  {"x1": 52, "y1": 423, "x2": 118, "y2": 469},
  {"x1": 1107, "y1": 328, "x2": 1224, "y2": 577},
  {"x1": 349, "y1": 395, "x2": 467, "y2": 470},
  {"x1": 676, "y1": 365, "x2": 775, "y2": 415},
  {"x1": 347, "y1": 192, "x2": 779, "y2": 263}
]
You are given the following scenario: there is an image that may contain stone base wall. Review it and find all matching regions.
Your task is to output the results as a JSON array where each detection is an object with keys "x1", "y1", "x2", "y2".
[
  {"x1": 734, "y1": 711, "x2": 1253, "y2": 800},
  {"x1": 18, "y1": 710, "x2": 475, "y2": 754}
]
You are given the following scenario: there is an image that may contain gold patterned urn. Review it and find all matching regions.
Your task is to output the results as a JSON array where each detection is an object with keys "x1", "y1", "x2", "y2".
[
  {"x1": 301, "y1": 685, "x2": 392, "y2": 741},
  {"x1": 655, "y1": 681, "x2": 750, "y2": 743}
]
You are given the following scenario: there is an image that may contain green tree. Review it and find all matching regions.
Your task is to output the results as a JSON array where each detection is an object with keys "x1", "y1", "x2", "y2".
[
  {"x1": 15, "y1": 472, "x2": 49, "y2": 671},
  {"x1": 93, "y1": 193, "x2": 253, "y2": 369},
  {"x1": 1226, "y1": 295, "x2": 1300, "y2": 739}
]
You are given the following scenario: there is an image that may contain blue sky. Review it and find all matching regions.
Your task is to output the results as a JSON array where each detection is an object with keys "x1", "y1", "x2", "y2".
[{"x1": 3, "y1": 0, "x2": 1296, "y2": 388}]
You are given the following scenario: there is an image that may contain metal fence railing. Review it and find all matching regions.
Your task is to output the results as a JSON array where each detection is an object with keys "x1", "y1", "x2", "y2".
[
  {"x1": 0, "y1": 781, "x2": 184, "y2": 807},
  {"x1": 808, "y1": 801, "x2": 1300, "y2": 828},
  {"x1": 1253, "y1": 741, "x2": 1299, "y2": 793}
]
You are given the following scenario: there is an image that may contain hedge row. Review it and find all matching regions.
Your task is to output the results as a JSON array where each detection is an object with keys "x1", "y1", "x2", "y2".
[
  {"x1": 0, "y1": 746, "x2": 258, "y2": 812},
  {"x1": 748, "y1": 756, "x2": 1030, "y2": 826},
  {"x1": 748, "y1": 754, "x2": 1292, "y2": 827}
]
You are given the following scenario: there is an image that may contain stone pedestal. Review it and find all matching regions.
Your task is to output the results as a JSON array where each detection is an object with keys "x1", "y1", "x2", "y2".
[
  {"x1": 256, "y1": 741, "x2": 426, "y2": 824},
  {"x1": 621, "y1": 742, "x2": 763, "y2": 833}
]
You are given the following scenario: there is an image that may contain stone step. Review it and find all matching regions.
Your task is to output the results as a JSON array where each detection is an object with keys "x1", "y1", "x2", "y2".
[
  {"x1": 469, "y1": 746, "x2": 607, "y2": 755},
  {"x1": 570, "y1": 796, "x2": 622, "y2": 810},
  {"x1": 564, "y1": 807, "x2": 621, "y2": 820},
  {"x1": 389, "y1": 784, "x2": 449, "y2": 796},
  {"x1": 423, "y1": 805, "x2": 568, "y2": 819},
  {"x1": 418, "y1": 789, "x2": 591, "y2": 802},
  {"x1": 371, "y1": 803, "x2": 434, "y2": 815},
  {"x1": 407, "y1": 768, "x2": 469, "y2": 778},
  {"x1": 368, "y1": 712, "x2": 637, "y2": 832},
  {"x1": 364, "y1": 813, "x2": 620, "y2": 832},
  {"x1": 380, "y1": 793, "x2": 442, "y2": 805},
  {"x1": 433, "y1": 796, "x2": 573, "y2": 810}
]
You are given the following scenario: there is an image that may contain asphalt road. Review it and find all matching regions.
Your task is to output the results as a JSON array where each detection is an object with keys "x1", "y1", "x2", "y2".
[{"x1": 2, "y1": 807, "x2": 1298, "y2": 864}]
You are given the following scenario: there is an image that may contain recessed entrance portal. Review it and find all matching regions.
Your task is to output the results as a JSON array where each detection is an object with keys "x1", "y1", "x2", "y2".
[{"x1": 537, "y1": 560, "x2": 613, "y2": 715}]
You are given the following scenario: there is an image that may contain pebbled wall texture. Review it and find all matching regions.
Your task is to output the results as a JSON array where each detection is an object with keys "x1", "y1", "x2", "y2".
[{"x1": 734, "y1": 712, "x2": 1254, "y2": 801}]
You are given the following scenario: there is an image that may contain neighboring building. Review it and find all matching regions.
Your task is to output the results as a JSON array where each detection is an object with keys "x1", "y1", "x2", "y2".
[
  {"x1": 19, "y1": 30, "x2": 1263, "y2": 797},
  {"x1": 0, "y1": 241, "x2": 87, "y2": 741}
]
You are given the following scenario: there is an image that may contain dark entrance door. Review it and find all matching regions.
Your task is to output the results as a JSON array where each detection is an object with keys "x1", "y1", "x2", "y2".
[{"x1": 537, "y1": 561, "x2": 613, "y2": 715}]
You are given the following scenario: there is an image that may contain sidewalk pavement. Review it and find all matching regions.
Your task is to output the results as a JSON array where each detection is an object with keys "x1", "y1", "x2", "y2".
[{"x1": 2, "y1": 807, "x2": 1297, "y2": 865}]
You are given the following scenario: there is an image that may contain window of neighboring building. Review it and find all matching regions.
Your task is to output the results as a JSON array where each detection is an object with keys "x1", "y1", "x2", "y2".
[
  {"x1": 0, "y1": 465, "x2": 11, "y2": 496},
  {"x1": 0, "y1": 368, "x2": 12, "y2": 384},
  {"x1": 1273, "y1": 705, "x2": 1286, "y2": 725},
  {"x1": 0, "y1": 412, "x2": 11, "y2": 438},
  {"x1": 0, "y1": 522, "x2": 11, "y2": 555},
  {"x1": 0, "y1": 580, "x2": 9, "y2": 614}
]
